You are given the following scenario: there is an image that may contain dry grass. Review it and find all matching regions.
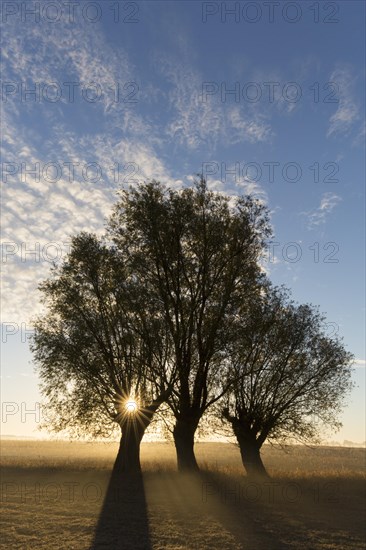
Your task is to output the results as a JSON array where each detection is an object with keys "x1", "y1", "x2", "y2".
[
  {"x1": 1, "y1": 440, "x2": 365, "y2": 549},
  {"x1": 2, "y1": 440, "x2": 364, "y2": 475}
]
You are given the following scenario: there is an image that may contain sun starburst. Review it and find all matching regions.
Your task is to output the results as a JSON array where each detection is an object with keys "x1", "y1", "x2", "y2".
[{"x1": 125, "y1": 399, "x2": 138, "y2": 413}]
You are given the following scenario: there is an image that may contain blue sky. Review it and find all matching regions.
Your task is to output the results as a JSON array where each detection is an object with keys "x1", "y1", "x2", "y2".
[{"x1": 1, "y1": 0, "x2": 365, "y2": 442}]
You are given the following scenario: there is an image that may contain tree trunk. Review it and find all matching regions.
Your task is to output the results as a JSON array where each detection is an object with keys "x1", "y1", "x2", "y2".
[
  {"x1": 173, "y1": 420, "x2": 199, "y2": 471},
  {"x1": 235, "y1": 430, "x2": 269, "y2": 478},
  {"x1": 114, "y1": 420, "x2": 144, "y2": 473},
  {"x1": 112, "y1": 396, "x2": 166, "y2": 474}
]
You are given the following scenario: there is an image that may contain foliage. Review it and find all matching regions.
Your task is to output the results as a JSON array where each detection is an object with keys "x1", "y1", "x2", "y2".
[
  {"x1": 109, "y1": 178, "x2": 271, "y2": 424},
  {"x1": 31, "y1": 232, "x2": 173, "y2": 438},
  {"x1": 222, "y1": 284, "x2": 354, "y2": 446}
]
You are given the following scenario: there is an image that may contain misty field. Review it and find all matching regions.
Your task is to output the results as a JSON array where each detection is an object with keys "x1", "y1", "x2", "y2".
[{"x1": 1, "y1": 440, "x2": 365, "y2": 549}]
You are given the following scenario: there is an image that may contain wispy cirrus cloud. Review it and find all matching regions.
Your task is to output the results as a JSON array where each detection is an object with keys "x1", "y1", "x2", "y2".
[
  {"x1": 1, "y1": 8, "x2": 134, "y2": 116},
  {"x1": 225, "y1": 106, "x2": 272, "y2": 145},
  {"x1": 156, "y1": 55, "x2": 223, "y2": 150},
  {"x1": 155, "y1": 53, "x2": 273, "y2": 151},
  {"x1": 1, "y1": 124, "x2": 175, "y2": 324},
  {"x1": 302, "y1": 192, "x2": 342, "y2": 230},
  {"x1": 327, "y1": 67, "x2": 360, "y2": 138},
  {"x1": 1, "y1": 19, "x2": 174, "y2": 325}
]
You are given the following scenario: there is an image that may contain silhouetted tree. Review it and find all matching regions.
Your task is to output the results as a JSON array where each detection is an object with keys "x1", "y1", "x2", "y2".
[
  {"x1": 109, "y1": 178, "x2": 271, "y2": 470},
  {"x1": 222, "y1": 285, "x2": 354, "y2": 477},
  {"x1": 31, "y1": 233, "x2": 174, "y2": 472}
]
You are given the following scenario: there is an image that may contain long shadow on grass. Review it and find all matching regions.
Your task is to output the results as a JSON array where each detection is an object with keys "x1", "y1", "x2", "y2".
[
  {"x1": 91, "y1": 464, "x2": 151, "y2": 549},
  {"x1": 198, "y1": 470, "x2": 294, "y2": 549}
]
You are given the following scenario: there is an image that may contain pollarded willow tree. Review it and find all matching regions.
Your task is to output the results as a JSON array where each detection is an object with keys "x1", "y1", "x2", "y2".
[
  {"x1": 31, "y1": 232, "x2": 175, "y2": 472},
  {"x1": 109, "y1": 178, "x2": 271, "y2": 470},
  {"x1": 222, "y1": 284, "x2": 354, "y2": 477}
]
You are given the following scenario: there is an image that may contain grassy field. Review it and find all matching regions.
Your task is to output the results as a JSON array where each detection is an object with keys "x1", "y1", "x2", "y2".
[{"x1": 1, "y1": 440, "x2": 365, "y2": 549}]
